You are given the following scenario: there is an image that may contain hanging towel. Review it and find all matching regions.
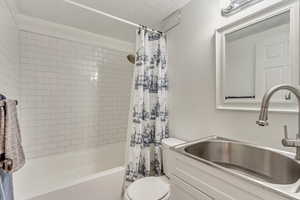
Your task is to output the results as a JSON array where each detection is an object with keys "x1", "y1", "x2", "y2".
[
  {"x1": 0, "y1": 100, "x2": 25, "y2": 172},
  {"x1": 0, "y1": 170, "x2": 14, "y2": 200}
]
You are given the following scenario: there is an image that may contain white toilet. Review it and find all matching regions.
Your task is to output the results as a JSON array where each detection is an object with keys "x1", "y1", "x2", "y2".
[{"x1": 124, "y1": 138, "x2": 185, "y2": 200}]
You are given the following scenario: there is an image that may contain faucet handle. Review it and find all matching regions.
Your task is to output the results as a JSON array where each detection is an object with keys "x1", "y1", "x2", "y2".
[
  {"x1": 282, "y1": 125, "x2": 293, "y2": 147},
  {"x1": 285, "y1": 92, "x2": 292, "y2": 100},
  {"x1": 282, "y1": 125, "x2": 300, "y2": 147},
  {"x1": 284, "y1": 125, "x2": 289, "y2": 139}
]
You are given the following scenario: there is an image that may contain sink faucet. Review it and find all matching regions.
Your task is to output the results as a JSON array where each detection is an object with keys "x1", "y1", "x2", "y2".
[{"x1": 256, "y1": 84, "x2": 300, "y2": 160}]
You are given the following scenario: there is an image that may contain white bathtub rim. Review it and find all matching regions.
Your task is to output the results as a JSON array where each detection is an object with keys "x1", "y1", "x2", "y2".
[
  {"x1": 24, "y1": 166, "x2": 125, "y2": 200},
  {"x1": 15, "y1": 142, "x2": 126, "y2": 200}
]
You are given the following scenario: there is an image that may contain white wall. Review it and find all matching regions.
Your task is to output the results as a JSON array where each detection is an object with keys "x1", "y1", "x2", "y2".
[
  {"x1": 168, "y1": 0, "x2": 298, "y2": 152},
  {"x1": 0, "y1": 0, "x2": 19, "y2": 99},
  {"x1": 19, "y1": 30, "x2": 133, "y2": 159}
]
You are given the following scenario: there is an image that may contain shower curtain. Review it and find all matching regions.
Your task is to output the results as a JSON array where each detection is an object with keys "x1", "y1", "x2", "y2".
[{"x1": 125, "y1": 27, "x2": 169, "y2": 183}]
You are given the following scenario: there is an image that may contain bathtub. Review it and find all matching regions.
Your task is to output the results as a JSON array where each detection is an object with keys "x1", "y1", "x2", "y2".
[{"x1": 14, "y1": 142, "x2": 126, "y2": 200}]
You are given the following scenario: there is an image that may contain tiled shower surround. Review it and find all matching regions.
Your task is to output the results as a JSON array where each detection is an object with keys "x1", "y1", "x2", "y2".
[
  {"x1": 0, "y1": 0, "x2": 19, "y2": 99},
  {"x1": 19, "y1": 31, "x2": 133, "y2": 159}
]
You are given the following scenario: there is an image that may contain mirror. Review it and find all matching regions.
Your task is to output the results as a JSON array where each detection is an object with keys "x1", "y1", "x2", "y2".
[
  {"x1": 216, "y1": 3, "x2": 300, "y2": 112},
  {"x1": 225, "y1": 12, "x2": 290, "y2": 102}
]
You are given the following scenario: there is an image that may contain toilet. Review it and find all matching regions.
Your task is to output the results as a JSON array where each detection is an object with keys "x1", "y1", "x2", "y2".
[{"x1": 124, "y1": 138, "x2": 185, "y2": 200}]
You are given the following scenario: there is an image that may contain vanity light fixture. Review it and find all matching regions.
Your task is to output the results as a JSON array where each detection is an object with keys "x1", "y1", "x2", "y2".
[{"x1": 222, "y1": 0, "x2": 264, "y2": 16}]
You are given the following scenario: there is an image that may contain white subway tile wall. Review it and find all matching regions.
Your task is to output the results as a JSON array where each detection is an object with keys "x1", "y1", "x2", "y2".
[
  {"x1": 0, "y1": 0, "x2": 19, "y2": 99},
  {"x1": 19, "y1": 31, "x2": 133, "y2": 159}
]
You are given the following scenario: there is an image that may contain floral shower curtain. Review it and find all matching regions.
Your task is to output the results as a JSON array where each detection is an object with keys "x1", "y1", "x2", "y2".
[{"x1": 125, "y1": 27, "x2": 169, "y2": 183}]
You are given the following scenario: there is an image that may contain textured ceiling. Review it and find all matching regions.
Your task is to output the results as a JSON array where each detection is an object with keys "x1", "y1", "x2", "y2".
[{"x1": 16, "y1": 0, "x2": 191, "y2": 42}]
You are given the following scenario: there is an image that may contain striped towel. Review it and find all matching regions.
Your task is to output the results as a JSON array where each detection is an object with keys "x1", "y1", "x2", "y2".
[{"x1": 0, "y1": 100, "x2": 25, "y2": 172}]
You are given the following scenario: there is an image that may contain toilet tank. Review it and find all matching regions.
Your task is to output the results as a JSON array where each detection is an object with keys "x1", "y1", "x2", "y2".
[{"x1": 162, "y1": 138, "x2": 185, "y2": 177}]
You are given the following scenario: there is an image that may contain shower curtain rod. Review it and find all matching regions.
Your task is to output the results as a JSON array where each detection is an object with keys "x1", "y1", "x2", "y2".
[{"x1": 64, "y1": 0, "x2": 163, "y2": 34}]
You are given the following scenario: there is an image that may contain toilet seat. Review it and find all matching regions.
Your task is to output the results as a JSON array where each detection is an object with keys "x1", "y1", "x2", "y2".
[
  {"x1": 125, "y1": 192, "x2": 170, "y2": 200},
  {"x1": 126, "y1": 177, "x2": 170, "y2": 200}
]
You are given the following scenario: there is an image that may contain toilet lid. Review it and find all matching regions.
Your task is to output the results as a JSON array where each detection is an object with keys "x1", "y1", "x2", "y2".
[{"x1": 127, "y1": 177, "x2": 170, "y2": 200}]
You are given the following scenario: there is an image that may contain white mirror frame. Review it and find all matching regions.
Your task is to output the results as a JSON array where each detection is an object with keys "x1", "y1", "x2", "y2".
[{"x1": 216, "y1": 2, "x2": 300, "y2": 113}]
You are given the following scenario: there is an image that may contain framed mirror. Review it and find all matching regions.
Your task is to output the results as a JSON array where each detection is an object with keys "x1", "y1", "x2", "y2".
[{"x1": 216, "y1": 2, "x2": 300, "y2": 112}]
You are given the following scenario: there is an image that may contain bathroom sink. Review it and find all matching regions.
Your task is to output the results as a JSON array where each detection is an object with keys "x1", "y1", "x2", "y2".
[{"x1": 177, "y1": 136, "x2": 300, "y2": 185}]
